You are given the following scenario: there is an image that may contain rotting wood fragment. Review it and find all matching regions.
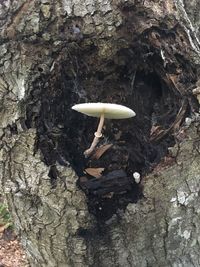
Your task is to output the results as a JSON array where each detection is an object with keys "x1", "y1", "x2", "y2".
[
  {"x1": 84, "y1": 167, "x2": 105, "y2": 178},
  {"x1": 80, "y1": 170, "x2": 133, "y2": 197},
  {"x1": 91, "y1": 144, "x2": 113, "y2": 160}
]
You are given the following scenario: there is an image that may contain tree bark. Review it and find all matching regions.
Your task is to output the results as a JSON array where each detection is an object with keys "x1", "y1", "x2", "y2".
[{"x1": 0, "y1": 0, "x2": 200, "y2": 266}]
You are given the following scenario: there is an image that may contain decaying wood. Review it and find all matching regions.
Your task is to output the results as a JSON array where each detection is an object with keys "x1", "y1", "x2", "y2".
[
  {"x1": 80, "y1": 169, "x2": 131, "y2": 196},
  {"x1": 91, "y1": 144, "x2": 113, "y2": 160},
  {"x1": 84, "y1": 167, "x2": 105, "y2": 178}
]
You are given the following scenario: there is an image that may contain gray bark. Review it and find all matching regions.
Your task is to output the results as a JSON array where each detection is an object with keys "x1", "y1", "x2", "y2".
[{"x1": 0, "y1": 0, "x2": 200, "y2": 266}]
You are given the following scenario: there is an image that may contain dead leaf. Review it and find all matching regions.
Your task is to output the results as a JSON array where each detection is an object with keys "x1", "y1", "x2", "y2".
[
  {"x1": 91, "y1": 144, "x2": 113, "y2": 160},
  {"x1": 84, "y1": 168, "x2": 105, "y2": 178}
]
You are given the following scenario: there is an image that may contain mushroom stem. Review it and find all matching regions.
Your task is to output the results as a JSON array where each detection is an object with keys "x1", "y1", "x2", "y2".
[{"x1": 84, "y1": 113, "x2": 105, "y2": 157}]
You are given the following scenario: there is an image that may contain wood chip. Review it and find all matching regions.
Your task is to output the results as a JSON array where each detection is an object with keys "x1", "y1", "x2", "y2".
[
  {"x1": 84, "y1": 168, "x2": 105, "y2": 178},
  {"x1": 91, "y1": 144, "x2": 113, "y2": 160}
]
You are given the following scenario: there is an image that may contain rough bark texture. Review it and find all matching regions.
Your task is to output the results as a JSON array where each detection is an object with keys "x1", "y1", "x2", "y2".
[{"x1": 0, "y1": 0, "x2": 200, "y2": 266}]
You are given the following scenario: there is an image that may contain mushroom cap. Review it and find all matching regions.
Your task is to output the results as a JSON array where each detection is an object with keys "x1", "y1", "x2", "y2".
[{"x1": 72, "y1": 103, "x2": 136, "y2": 119}]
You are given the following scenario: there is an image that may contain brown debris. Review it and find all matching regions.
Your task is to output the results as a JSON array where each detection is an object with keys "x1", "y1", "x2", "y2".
[
  {"x1": 150, "y1": 125, "x2": 164, "y2": 141},
  {"x1": 84, "y1": 168, "x2": 105, "y2": 178},
  {"x1": 150, "y1": 99, "x2": 188, "y2": 142},
  {"x1": 0, "y1": 233, "x2": 28, "y2": 267},
  {"x1": 91, "y1": 144, "x2": 113, "y2": 160}
]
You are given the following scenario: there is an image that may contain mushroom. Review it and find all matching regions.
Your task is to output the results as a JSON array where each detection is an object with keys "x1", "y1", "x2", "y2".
[
  {"x1": 133, "y1": 172, "x2": 141, "y2": 184},
  {"x1": 72, "y1": 102, "x2": 136, "y2": 157}
]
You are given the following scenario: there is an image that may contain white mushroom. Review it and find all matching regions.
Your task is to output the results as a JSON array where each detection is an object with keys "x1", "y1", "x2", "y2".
[
  {"x1": 72, "y1": 102, "x2": 136, "y2": 157},
  {"x1": 133, "y1": 172, "x2": 141, "y2": 183}
]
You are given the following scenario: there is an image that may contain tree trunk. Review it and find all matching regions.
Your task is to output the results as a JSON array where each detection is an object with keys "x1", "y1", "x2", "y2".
[{"x1": 0, "y1": 0, "x2": 200, "y2": 266}]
